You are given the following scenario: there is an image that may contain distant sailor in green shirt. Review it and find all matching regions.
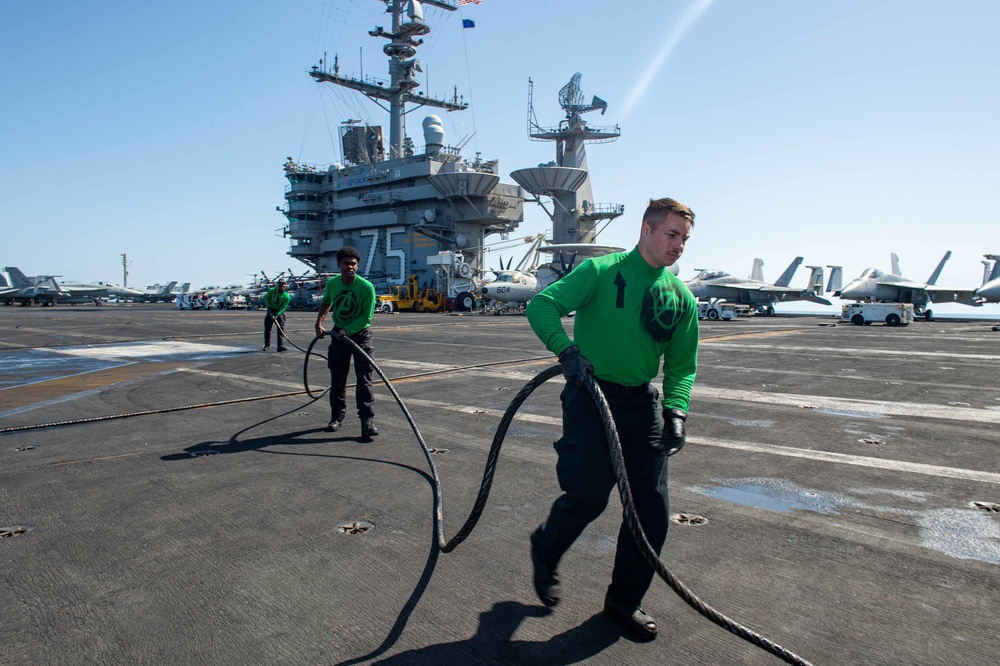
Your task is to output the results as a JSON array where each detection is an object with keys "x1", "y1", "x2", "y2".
[
  {"x1": 262, "y1": 279, "x2": 290, "y2": 352},
  {"x1": 526, "y1": 197, "x2": 699, "y2": 641},
  {"x1": 315, "y1": 246, "x2": 379, "y2": 438}
]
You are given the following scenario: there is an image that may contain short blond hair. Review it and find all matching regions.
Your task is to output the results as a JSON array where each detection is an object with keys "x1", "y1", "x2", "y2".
[{"x1": 642, "y1": 198, "x2": 695, "y2": 230}]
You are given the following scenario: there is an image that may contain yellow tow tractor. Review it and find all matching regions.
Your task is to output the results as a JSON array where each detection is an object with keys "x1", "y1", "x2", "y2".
[{"x1": 377, "y1": 275, "x2": 444, "y2": 313}]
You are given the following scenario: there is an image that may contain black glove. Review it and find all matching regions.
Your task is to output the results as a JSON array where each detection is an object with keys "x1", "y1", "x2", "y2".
[
  {"x1": 655, "y1": 409, "x2": 687, "y2": 456},
  {"x1": 558, "y1": 345, "x2": 593, "y2": 387}
]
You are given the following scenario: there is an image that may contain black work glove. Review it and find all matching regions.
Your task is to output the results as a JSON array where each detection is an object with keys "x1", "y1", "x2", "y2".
[
  {"x1": 655, "y1": 409, "x2": 687, "y2": 456},
  {"x1": 558, "y1": 345, "x2": 593, "y2": 387}
]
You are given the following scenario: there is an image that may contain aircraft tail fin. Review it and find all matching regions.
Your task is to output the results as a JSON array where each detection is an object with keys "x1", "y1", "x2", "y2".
[
  {"x1": 5, "y1": 267, "x2": 32, "y2": 288},
  {"x1": 0, "y1": 270, "x2": 8, "y2": 288},
  {"x1": 985, "y1": 254, "x2": 1000, "y2": 283},
  {"x1": 178, "y1": 282, "x2": 191, "y2": 293},
  {"x1": 826, "y1": 266, "x2": 843, "y2": 294},
  {"x1": 750, "y1": 258, "x2": 764, "y2": 282},
  {"x1": 162, "y1": 281, "x2": 177, "y2": 294},
  {"x1": 774, "y1": 257, "x2": 803, "y2": 287},
  {"x1": 890, "y1": 253, "x2": 901, "y2": 276},
  {"x1": 926, "y1": 250, "x2": 951, "y2": 285},
  {"x1": 804, "y1": 266, "x2": 825, "y2": 295}
]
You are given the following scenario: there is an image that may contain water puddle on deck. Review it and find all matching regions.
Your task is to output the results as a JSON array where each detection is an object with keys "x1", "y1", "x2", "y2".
[
  {"x1": 694, "y1": 478, "x2": 841, "y2": 515},
  {"x1": 691, "y1": 478, "x2": 1000, "y2": 565},
  {"x1": 811, "y1": 408, "x2": 887, "y2": 419}
]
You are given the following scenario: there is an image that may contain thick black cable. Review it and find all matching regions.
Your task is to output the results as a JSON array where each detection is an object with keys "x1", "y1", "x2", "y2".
[{"x1": 315, "y1": 334, "x2": 814, "y2": 666}]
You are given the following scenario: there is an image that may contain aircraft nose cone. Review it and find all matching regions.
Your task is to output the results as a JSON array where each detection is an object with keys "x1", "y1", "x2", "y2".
[
  {"x1": 839, "y1": 284, "x2": 862, "y2": 300},
  {"x1": 977, "y1": 284, "x2": 1000, "y2": 301}
]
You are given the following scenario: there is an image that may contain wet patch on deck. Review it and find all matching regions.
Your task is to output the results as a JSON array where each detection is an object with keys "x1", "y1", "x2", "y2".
[
  {"x1": 692, "y1": 478, "x2": 1000, "y2": 565},
  {"x1": 692, "y1": 478, "x2": 842, "y2": 515}
]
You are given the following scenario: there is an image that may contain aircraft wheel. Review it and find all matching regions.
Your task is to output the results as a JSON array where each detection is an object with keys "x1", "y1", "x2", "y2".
[
  {"x1": 765, "y1": 305, "x2": 775, "y2": 316},
  {"x1": 851, "y1": 314, "x2": 865, "y2": 326},
  {"x1": 23, "y1": 299, "x2": 34, "y2": 306},
  {"x1": 885, "y1": 313, "x2": 901, "y2": 327},
  {"x1": 707, "y1": 308, "x2": 720, "y2": 320},
  {"x1": 924, "y1": 309, "x2": 933, "y2": 321},
  {"x1": 456, "y1": 291, "x2": 475, "y2": 312}
]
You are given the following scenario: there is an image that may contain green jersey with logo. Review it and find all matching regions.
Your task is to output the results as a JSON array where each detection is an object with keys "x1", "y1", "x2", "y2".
[
  {"x1": 527, "y1": 247, "x2": 698, "y2": 412},
  {"x1": 321, "y1": 275, "x2": 376, "y2": 336},
  {"x1": 263, "y1": 287, "x2": 290, "y2": 316}
]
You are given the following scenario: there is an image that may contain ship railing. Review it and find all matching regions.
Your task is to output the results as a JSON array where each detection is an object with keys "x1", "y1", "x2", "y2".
[{"x1": 579, "y1": 203, "x2": 625, "y2": 219}]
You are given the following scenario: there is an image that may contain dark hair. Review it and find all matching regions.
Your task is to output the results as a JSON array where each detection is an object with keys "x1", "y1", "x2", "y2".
[
  {"x1": 337, "y1": 246, "x2": 362, "y2": 263},
  {"x1": 642, "y1": 198, "x2": 695, "y2": 230}
]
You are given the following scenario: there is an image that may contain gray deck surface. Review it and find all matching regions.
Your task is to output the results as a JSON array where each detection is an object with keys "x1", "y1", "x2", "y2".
[{"x1": 2, "y1": 305, "x2": 999, "y2": 665}]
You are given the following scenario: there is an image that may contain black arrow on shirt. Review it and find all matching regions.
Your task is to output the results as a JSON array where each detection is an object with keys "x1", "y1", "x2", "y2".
[{"x1": 614, "y1": 271, "x2": 626, "y2": 308}]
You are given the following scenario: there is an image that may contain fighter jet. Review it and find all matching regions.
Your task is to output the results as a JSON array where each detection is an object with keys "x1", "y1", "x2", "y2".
[
  {"x1": 2, "y1": 268, "x2": 145, "y2": 305},
  {"x1": 133, "y1": 282, "x2": 179, "y2": 303},
  {"x1": 975, "y1": 254, "x2": 1000, "y2": 302},
  {"x1": 685, "y1": 257, "x2": 830, "y2": 315},
  {"x1": 835, "y1": 252, "x2": 980, "y2": 319},
  {"x1": 1, "y1": 268, "x2": 67, "y2": 306},
  {"x1": 478, "y1": 239, "x2": 625, "y2": 312}
]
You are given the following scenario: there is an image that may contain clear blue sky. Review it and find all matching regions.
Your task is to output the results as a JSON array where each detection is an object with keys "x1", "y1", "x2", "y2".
[{"x1": 2, "y1": 1, "x2": 997, "y2": 313}]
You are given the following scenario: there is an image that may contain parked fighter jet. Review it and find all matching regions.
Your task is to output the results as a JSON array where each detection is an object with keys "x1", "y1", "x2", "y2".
[
  {"x1": 134, "y1": 282, "x2": 179, "y2": 303},
  {"x1": 835, "y1": 252, "x2": 980, "y2": 319},
  {"x1": 478, "y1": 239, "x2": 625, "y2": 312},
  {"x1": 685, "y1": 257, "x2": 830, "y2": 315},
  {"x1": 1, "y1": 267, "x2": 145, "y2": 305},
  {"x1": 1, "y1": 268, "x2": 65, "y2": 306},
  {"x1": 975, "y1": 254, "x2": 1000, "y2": 302}
]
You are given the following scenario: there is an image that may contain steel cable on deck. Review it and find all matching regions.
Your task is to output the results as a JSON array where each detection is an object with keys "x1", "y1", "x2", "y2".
[{"x1": 305, "y1": 332, "x2": 813, "y2": 666}]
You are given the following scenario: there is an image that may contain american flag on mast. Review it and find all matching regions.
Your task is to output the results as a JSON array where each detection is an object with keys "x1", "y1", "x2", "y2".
[{"x1": 458, "y1": 0, "x2": 482, "y2": 6}]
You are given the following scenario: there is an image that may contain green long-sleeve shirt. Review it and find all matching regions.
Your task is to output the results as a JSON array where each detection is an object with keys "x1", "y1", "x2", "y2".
[
  {"x1": 526, "y1": 247, "x2": 699, "y2": 412},
  {"x1": 321, "y1": 275, "x2": 375, "y2": 336},
  {"x1": 263, "y1": 287, "x2": 290, "y2": 316}
]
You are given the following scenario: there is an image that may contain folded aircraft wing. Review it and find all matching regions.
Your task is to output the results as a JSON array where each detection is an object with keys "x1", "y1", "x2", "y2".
[{"x1": 924, "y1": 286, "x2": 981, "y2": 305}]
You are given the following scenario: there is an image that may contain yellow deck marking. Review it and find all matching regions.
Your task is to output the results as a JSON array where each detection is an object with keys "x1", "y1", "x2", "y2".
[{"x1": 702, "y1": 328, "x2": 806, "y2": 343}]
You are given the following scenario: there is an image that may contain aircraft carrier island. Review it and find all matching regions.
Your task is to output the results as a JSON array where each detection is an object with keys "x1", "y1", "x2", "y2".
[{"x1": 278, "y1": 0, "x2": 625, "y2": 309}]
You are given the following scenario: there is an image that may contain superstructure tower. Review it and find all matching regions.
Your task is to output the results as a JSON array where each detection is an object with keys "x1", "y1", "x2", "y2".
[
  {"x1": 279, "y1": 0, "x2": 523, "y2": 302},
  {"x1": 511, "y1": 73, "x2": 624, "y2": 249}
]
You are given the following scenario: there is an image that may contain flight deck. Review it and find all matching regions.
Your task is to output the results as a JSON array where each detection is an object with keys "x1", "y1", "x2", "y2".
[{"x1": 1, "y1": 305, "x2": 998, "y2": 665}]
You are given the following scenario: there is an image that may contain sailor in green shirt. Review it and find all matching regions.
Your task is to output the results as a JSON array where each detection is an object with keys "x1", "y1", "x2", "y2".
[
  {"x1": 526, "y1": 197, "x2": 699, "y2": 641},
  {"x1": 262, "y1": 279, "x2": 290, "y2": 352},
  {"x1": 315, "y1": 246, "x2": 379, "y2": 438}
]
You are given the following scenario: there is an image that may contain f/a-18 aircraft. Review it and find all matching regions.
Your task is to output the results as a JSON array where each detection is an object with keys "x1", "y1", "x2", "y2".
[
  {"x1": 1, "y1": 269, "x2": 64, "y2": 306},
  {"x1": 1, "y1": 267, "x2": 145, "y2": 306},
  {"x1": 133, "y1": 282, "x2": 179, "y2": 303},
  {"x1": 684, "y1": 257, "x2": 830, "y2": 315},
  {"x1": 975, "y1": 254, "x2": 1000, "y2": 302},
  {"x1": 834, "y1": 252, "x2": 980, "y2": 319},
  {"x1": 478, "y1": 239, "x2": 625, "y2": 312}
]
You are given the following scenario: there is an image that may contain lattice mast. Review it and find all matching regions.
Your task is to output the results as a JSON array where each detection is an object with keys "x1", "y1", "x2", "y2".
[
  {"x1": 523, "y1": 73, "x2": 623, "y2": 244},
  {"x1": 308, "y1": 0, "x2": 467, "y2": 160}
]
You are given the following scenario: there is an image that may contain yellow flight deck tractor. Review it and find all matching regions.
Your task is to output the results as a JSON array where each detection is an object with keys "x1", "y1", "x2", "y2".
[{"x1": 378, "y1": 275, "x2": 444, "y2": 313}]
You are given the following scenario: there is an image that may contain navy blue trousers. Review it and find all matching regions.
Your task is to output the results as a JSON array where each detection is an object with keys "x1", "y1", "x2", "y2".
[
  {"x1": 263, "y1": 311, "x2": 285, "y2": 348},
  {"x1": 327, "y1": 328, "x2": 375, "y2": 422},
  {"x1": 531, "y1": 380, "x2": 669, "y2": 610}
]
